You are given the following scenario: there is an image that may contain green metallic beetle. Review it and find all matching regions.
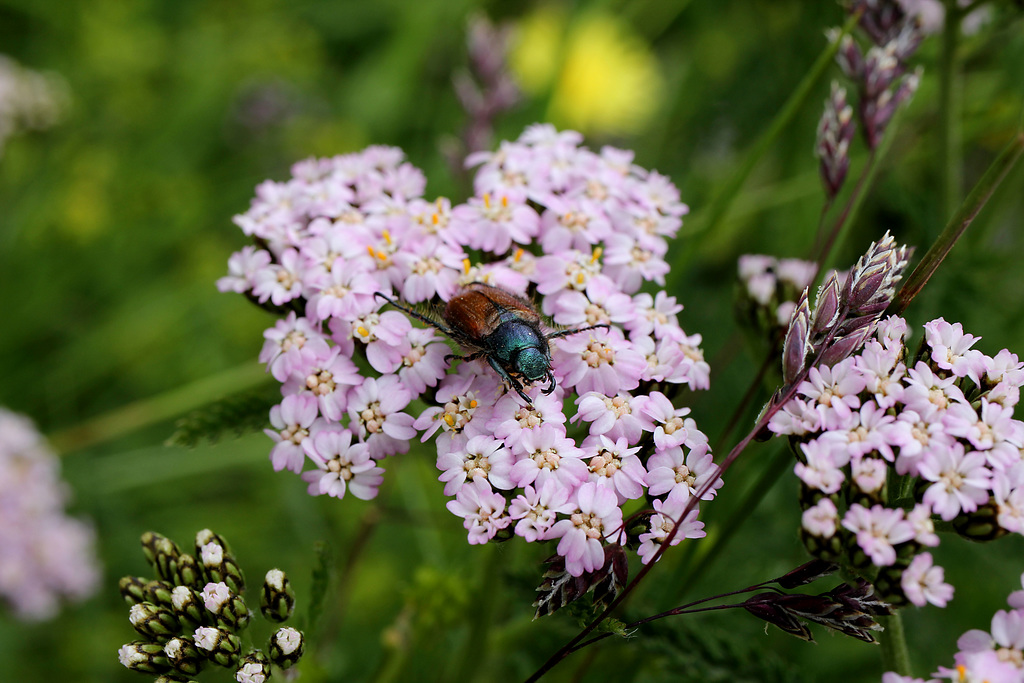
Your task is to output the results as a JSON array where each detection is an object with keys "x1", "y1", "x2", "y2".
[{"x1": 376, "y1": 283, "x2": 606, "y2": 403}]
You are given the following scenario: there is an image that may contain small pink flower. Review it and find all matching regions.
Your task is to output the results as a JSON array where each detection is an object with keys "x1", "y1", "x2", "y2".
[
  {"x1": 509, "y1": 480, "x2": 575, "y2": 543},
  {"x1": 282, "y1": 346, "x2": 363, "y2": 422},
  {"x1": 201, "y1": 582, "x2": 231, "y2": 612},
  {"x1": 436, "y1": 435, "x2": 514, "y2": 495},
  {"x1": 901, "y1": 552, "x2": 954, "y2": 607},
  {"x1": 451, "y1": 193, "x2": 540, "y2": 254},
  {"x1": 509, "y1": 423, "x2": 588, "y2": 491},
  {"x1": 217, "y1": 246, "x2": 272, "y2": 293},
  {"x1": 573, "y1": 392, "x2": 644, "y2": 444},
  {"x1": 259, "y1": 313, "x2": 332, "y2": 383},
  {"x1": 637, "y1": 487, "x2": 705, "y2": 565},
  {"x1": 546, "y1": 482, "x2": 623, "y2": 576},
  {"x1": 624, "y1": 290, "x2": 683, "y2": 339},
  {"x1": 801, "y1": 498, "x2": 839, "y2": 538},
  {"x1": 302, "y1": 428, "x2": 383, "y2": 500},
  {"x1": 841, "y1": 503, "x2": 915, "y2": 567},
  {"x1": 393, "y1": 235, "x2": 465, "y2": 303},
  {"x1": 636, "y1": 391, "x2": 693, "y2": 450},
  {"x1": 265, "y1": 394, "x2": 319, "y2": 473},
  {"x1": 488, "y1": 390, "x2": 566, "y2": 444},
  {"x1": 251, "y1": 248, "x2": 309, "y2": 306},
  {"x1": 396, "y1": 327, "x2": 449, "y2": 396},
  {"x1": 347, "y1": 376, "x2": 416, "y2": 458},
  {"x1": 582, "y1": 435, "x2": 646, "y2": 503},
  {"x1": 348, "y1": 310, "x2": 412, "y2": 374},
  {"x1": 919, "y1": 442, "x2": 992, "y2": 521},
  {"x1": 645, "y1": 442, "x2": 721, "y2": 500},
  {"x1": 925, "y1": 317, "x2": 987, "y2": 384},
  {"x1": 445, "y1": 478, "x2": 510, "y2": 545}
]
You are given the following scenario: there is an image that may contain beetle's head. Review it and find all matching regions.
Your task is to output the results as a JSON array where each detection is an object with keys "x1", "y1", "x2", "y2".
[{"x1": 515, "y1": 347, "x2": 550, "y2": 383}]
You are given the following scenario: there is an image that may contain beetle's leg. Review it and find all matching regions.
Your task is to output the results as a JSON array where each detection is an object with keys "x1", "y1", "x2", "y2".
[
  {"x1": 545, "y1": 323, "x2": 610, "y2": 341},
  {"x1": 374, "y1": 292, "x2": 456, "y2": 337},
  {"x1": 487, "y1": 355, "x2": 533, "y2": 405},
  {"x1": 444, "y1": 351, "x2": 485, "y2": 365},
  {"x1": 541, "y1": 370, "x2": 557, "y2": 395}
]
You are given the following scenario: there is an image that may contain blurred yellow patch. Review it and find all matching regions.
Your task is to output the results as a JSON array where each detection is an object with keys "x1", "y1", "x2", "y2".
[
  {"x1": 60, "y1": 149, "x2": 114, "y2": 242},
  {"x1": 511, "y1": 8, "x2": 663, "y2": 136}
]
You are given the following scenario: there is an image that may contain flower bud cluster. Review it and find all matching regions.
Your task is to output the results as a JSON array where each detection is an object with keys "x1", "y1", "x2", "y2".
[
  {"x1": 770, "y1": 313, "x2": 1024, "y2": 608},
  {"x1": 219, "y1": 124, "x2": 717, "y2": 578},
  {"x1": 0, "y1": 54, "x2": 68, "y2": 157},
  {"x1": 778, "y1": 231, "x2": 911, "y2": 387},
  {"x1": 830, "y1": 1, "x2": 923, "y2": 152},
  {"x1": 883, "y1": 572, "x2": 1024, "y2": 683},
  {"x1": 0, "y1": 407, "x2": 99, "y2": 620},
  {"x1": 117, "y1": 529, "x2": 304, "y2": 680},
  {"x1": 816, "y1": 82, "x2": 856, "y2": 200}
]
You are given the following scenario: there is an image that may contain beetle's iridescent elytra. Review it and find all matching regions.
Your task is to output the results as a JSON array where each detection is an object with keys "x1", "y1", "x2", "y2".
[{"x1": 376, "y1": 283, "x2": 607, "y2": 403}]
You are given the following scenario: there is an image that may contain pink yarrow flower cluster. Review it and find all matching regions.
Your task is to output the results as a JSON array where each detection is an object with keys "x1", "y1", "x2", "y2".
[
  {"x1": 220, "y1": 124, "x2": 717, "y2": 577},
  {"x1": 883, "y1": 572, "x2": 1024, "y2": 683},
  {"x1": 0, "y1": 408, "x2": 100, "y2": 620},
  {"x1": 770, "y1": 315, "x2": 1024, "y2": 608}
]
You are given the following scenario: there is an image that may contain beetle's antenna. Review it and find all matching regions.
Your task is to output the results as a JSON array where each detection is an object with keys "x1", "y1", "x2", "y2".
[
  {"x1": 545, "y1": 323, "x2": 610, "y2": 341},
  {"x1": 374, "y1": 292, "x2": 455, "y2": 336}
]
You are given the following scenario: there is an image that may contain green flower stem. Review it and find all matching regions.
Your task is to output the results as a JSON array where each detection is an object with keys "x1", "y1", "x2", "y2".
[
  {"x1": 48, "y1": 362, "x2": 271, "y2": 455},
  {"x1": 680, "y1": 11, "x2": 861, "y2": 263},
  {"x1": 888, "y1": 131, "x2": 1024, "y2": 316},
  {"x1": 879, "y1": 612, "x2": 911, "y2": 676},
  {"x1": 939, "y1": 0, "x2": 963, "y2": 220}
]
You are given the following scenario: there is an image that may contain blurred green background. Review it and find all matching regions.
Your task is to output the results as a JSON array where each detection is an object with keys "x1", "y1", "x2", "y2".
[{"x1": 2, "y1": 0, "x2": 1023, "y2": 681}]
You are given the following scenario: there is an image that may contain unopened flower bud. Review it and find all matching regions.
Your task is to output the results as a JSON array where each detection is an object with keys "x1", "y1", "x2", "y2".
[
  {"x1": 120, "y1": 576, "x2": 149, "y2": 605},
  {"x1": 174, "y1": 553, "x2": 201, "y2": 588},
  {"x1": 201, "y1": 581, "x2": 251, "y2": 631},
  {"x1": 782, "y1": 289, "x2": 812, "y2": 384},
  {"x1": 953, "y1": 502, "x2": 1007, "y2": 542},
  {"x1": 260, "y1": 569, "x2": 296, "y2": 622},
  {"x1": 235, "y1": 649, "x2": 271, "y2": 683},
  {"x1": 819, "y1": 326, "x2": 874, "y2": 368},
  {"x1": 195, "y1": 529, "x2": 232, "y2": 556},
  {"x1": 163, "y1": 635, "x2": 204, "y2": 677},
  {"x1": 141, "y1": 532, "x2": 173, "y2": 569},
  {"x1": 171, "y1": 585, "x2": 206, "y2": 627},
  {"x1": 193, "y1": 626, "x2": 242, "y2": 668},
  {"x1": 118, "y1": 640, "x2": 170, "y2": 674},
  {"x1": 816, "y1": 83, "x2": 855, "y2": 199},
  {"x1": 853, "y1": 0, "x2": 907, "y2": 46},
  {"x1": 198, "y1": 539, "x2": 246, "y2": 594},
  {"x1": 143, "y1": 532, "x2": 184, "y2": 584},
  {"x1": 145, "y1": 579, "x2": 176, "y2": 608},
  {"x1": 268, "y1": 627, "x2": 305, "y2": 669},
  {"x1": 833, "y1": 34, "x2": 864, "y2": 81},
  {"x1": 811, "y1": 272, "x2": 842, "y2": 336},
  {"x1": 129, "y1": 602, "x2": 181, "y2": 641}
]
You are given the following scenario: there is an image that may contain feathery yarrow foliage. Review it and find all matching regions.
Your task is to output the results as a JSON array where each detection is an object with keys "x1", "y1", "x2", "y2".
[
  {"x1": 219, "y1": 123, "x2": 718, "y2": 589},
  {"x1": 117, "y1": 529, "x2": 304, "y2": 680},
  {"x1": 0, "y1": 407, "x2": 99, "y2": 620}
]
